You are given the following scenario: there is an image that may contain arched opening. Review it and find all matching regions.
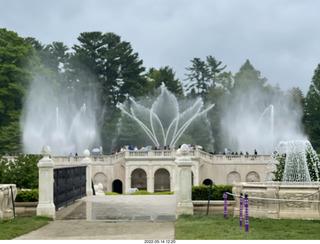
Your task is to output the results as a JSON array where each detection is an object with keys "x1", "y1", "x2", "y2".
[
  {"x1": 246, "y1": 171, "x2": 260, "y2": 182},
  {"x1": 227, "y1": 171, "x2": 241, "y2": 185},
  {"x1": 202, "y1": 178, "x2": 213, "y2": 186},
  {"x1": 112, "y1": 179, "x2": 123, "y2": 194},
  {"x1": 93, "y1": 172, "x2": 108, "y2": 192},
  {"x1": 154, "y1": 168, "x2": 170, "y2": 192},
  {"x1": 131, "y1": 168, "x2": 147, "y2": 191}
]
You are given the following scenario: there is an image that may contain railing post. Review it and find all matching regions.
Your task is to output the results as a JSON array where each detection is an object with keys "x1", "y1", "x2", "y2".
[
  {"x1": 81, "y1": 149, "x2": 93, "y2": 196},
  {"x1": 176, "y1": 144, "x2": 193, "y2": 215},
  {"x1": 37, "y1": 146, "x2": 56, "y2": 219},
  {"x1": 245, "y1": 194, "x2": 249, "y2": 232},
  {"x1": 239, "y1": 193, "x2": 243, "y2": 226}
]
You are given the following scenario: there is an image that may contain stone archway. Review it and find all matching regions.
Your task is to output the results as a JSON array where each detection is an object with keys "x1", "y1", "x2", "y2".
[
  {"x1": 112, "y1": 179, "x2": 123, "y2": 194},
  {"x1": 202, "y1": 178, "x2": 213, "y2": 185},
  {"x1": 154, "y1": 168, "x2": 170, "y2": 192},
  {"x1": 131, "y1": 168, "x2": 147, "y2": 191},
  {"x1": 246, "y1": 171, "x2": 260, "y2": 182},
  {"x1": 227, "y1": 171, "x2": 241, "y2": 185}
]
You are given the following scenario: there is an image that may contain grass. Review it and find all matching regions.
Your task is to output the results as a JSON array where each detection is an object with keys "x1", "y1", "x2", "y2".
[
  {"x1": 105, "y1": 190, "x2": 174, "y2": 195},
  {"x1": 0, "y1": 216, "x2": 52, "y2": 240},
  {"x1": 175, "y1": 215, "x2": 320, "y2": 240}
]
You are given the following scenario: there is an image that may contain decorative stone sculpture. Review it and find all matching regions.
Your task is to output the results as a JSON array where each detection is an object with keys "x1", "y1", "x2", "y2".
[{"x1": 0, "y1": 184, "x2": 17, "y2": 218}]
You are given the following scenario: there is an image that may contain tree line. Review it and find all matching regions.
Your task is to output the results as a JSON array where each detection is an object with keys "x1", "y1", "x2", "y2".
[{"x1": 1, "y1": 28, "x2": 320, "y2": 154}]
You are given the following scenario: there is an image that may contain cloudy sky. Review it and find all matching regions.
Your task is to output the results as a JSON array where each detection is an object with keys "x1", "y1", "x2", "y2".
[{"x1": 1, "y1": 0, "x2": 320, "y2": 95}]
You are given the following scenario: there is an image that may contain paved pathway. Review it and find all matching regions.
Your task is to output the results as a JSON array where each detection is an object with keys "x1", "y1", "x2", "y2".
[{"x1": 13, "y1": 195, "x2": 177, "y2": 240}]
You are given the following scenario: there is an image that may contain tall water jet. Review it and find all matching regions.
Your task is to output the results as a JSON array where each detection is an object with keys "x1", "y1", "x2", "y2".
[
  {"x1": 118, "y1": 83, "x2": 215, "y2": 148},
  {"x1": 21, "y1": 76, "x2": 100, "y2": 156}
]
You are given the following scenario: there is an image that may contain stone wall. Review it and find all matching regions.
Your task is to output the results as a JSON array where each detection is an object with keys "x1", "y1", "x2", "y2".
[{"x1": 232, "y1": 182, "x2": 320, "y2": 219}]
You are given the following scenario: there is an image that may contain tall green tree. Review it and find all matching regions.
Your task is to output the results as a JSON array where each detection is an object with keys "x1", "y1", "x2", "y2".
[
  {"x1": 305, "y1": 64, "x2": 320, "y2": 152},
  {"x1": 185, "y1": 55, "x2": 226, "y2": 99},
  {"x1": 67, "y1": 31, "x2": 149, "y2": 153},
  {"x1": 147, "y1": 66, "x2": 184, "y2": 97},
  {"x1": 68, "y1": 31, "x2": 148, "y2": 109},
  {"x1": 0, "y1": 29, "x2": 38, "y2": 154}
]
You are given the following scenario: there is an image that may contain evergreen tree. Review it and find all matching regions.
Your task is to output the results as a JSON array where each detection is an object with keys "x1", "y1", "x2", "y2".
[
  {"x1": 147, "y1": 66, "x2": 184, "y2": 98},
  {"x1": 185, "y1": 55, "x2": 226, "y2": 100},
  {"x1": 305, "y1": 64, "x2": 320, "y2": 152}
]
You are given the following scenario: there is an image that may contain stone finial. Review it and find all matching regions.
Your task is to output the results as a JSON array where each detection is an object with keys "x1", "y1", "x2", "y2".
[
  {"x1": 41, "y1": 146, "x2": 51, "y2": 157},
  {"x1": 83, "y1": 149, "x2": 90, "y2": 157},
  {"x1": 180, "y1": 144, "x2": 189, "y2": 156}
]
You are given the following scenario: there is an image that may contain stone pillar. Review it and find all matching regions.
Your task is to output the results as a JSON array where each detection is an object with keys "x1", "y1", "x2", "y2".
[
  {"x1": 266, "y1": 185, "x2": 280, "y2": 218},
  {"x1": 81, "y1": 149, "x2": 93, "y2": 196},
  {"x1": 125, "y1": 165, "x2": 130, "y2": 193},
  {"x1": 176, "y1": 144, "x2": 193, "y2": 215},
  {"x1": 37, "y1": 146, "x2": 55, "y2": 219}
]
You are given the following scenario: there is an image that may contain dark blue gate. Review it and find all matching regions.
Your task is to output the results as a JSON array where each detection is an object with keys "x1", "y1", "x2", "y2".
[{"x1": 54, "y1": 166, "x2": 86, "y2": 210}]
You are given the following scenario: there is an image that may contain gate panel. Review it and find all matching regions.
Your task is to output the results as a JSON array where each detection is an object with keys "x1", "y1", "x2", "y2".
[{"x1": 54, "y1": 166, "x2": 86, "y2": 210}]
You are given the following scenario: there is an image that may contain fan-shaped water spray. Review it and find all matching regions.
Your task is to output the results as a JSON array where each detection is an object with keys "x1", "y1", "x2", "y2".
[{"x1": 118, "y1": 83, "x2": 215, "y2": 148}]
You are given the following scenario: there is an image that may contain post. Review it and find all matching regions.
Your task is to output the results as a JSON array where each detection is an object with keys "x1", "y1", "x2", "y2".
[
  {"x1": 239, "y1": 193, "x2": 243, "y2": 226},
  {"x1": 81, "y1": 149, "x2": 93, "y2": 196},
  {"x1": 176, "y1": 144, "x2": 193, "y2": 215},
  {"x1": 206, "y1": 180, "x2": 213, "y2": 216},
  {"x1": 224, "y1": 191, "x2": 227, "y2": 218},
  {"x1": 37, "y1": 146, "x2": 56, "y2": 219},
  {"x1": 245, "y1": 194, "x2": 249, "y2": 232}
]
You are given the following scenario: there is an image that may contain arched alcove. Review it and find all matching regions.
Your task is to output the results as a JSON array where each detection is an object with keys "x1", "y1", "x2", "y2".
[
  {"x1": 154, "y1": 168, "x2": 170, "y2": 192},
  {"x1": 131, "y1": 168, "x2": 147, "y2": 191}
]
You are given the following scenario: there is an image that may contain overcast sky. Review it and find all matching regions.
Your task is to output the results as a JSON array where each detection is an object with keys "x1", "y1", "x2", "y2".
[{"x1": 1, "y1": 0, "x2": 320, "y2": 95}]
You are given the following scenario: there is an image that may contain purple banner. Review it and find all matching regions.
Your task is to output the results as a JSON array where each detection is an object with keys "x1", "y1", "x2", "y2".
[
  {"x1": 224, "y1": 192, "x2": 227, "y2": 218},
  {"x1": 245, "y1": 194, "x2": 249, "y2": 232},
  {"x1": 239, "y1": 193, "x2": 243, "y2": 227}
]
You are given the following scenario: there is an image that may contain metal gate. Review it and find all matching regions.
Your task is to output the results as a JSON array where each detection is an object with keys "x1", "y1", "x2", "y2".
[{"x1": 54, "y1": 166, "x2": 86, "y2": 210}]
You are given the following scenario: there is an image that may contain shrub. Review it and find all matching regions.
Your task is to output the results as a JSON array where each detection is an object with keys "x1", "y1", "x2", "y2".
[
  {"x1": 192, "y1": 185, "x2": 234, "y2": 200},
  {"x1": 130, "y1": 190, "x2": 151, "y2": 195},
  {"x1": 15, "y1": 189, "x2": 39, "y2": 202},
  {"x1": 0, "y1": 154, "x2": 42, "y2": 189}
]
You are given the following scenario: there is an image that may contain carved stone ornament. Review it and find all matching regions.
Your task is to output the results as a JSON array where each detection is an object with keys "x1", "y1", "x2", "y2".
[{"x1": 41, "y1": 146, "x2": 51, "y2": 156}]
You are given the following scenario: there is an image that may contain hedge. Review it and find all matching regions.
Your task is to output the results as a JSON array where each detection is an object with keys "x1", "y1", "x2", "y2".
[
  {"x1": 15, "y1": 189, "x2": 39, "y2": 202},
  {"x1": 192, "y1": 185, "x2": 234, "y2": 200}
]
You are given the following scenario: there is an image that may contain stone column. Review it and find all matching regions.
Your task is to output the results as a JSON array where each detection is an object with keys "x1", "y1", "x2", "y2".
[
  {"x1": 125, "y1": 165, "x2": 130, "y2": 193},
  {"x1": 176, "y1": 144, "x2": 193, "y2": 215},
  {"x1": 81, "y1": 149, "x2": 93, "y2": 196},
  {"x1": 37, "y1": 146, "x2": 56, "y2": 219}
]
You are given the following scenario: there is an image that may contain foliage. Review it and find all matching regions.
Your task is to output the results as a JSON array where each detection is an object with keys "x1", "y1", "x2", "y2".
[
  {"x1": 305, "y1": 64, "x2": 320, "y2": 153},
  {"x1": 15, "y1": 189, "x2": 39, "y2": 202},
  {"x1": 130, "y1": 190, "x2": 151, "y2": 195},
  {"x1": 0, "y1": 154, "x2": 42, "y2": 189},
  {"x1": 0, "y1": 28, "x2": 39, "y2": 154},
  {"x1": 175, "y1": 215, "x2": 320, "y2": 240},
  {"x1": 192, "y1": 185, "x2": 234, "y2": 200},
  {"x1": 185, "y1": 55, "x2": 226, "y2": 99},
  {"x1": 147, "y1": 66, "x2": 184, "y2": 98},
  {"x1": 0, "y1": 216, "x2": 52, "y2": 240}
]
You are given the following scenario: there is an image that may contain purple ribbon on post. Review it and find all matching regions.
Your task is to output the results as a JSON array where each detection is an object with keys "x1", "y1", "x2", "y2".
[
  {"x1": 245, "y1": 194, "x2": 249, "y2": 232},
  {"x1": 224, "y1": 191, "x2": 227, "y2": 218},
  {"x1": 239, "y1": 193, "x2": 243, "y2": 227}
]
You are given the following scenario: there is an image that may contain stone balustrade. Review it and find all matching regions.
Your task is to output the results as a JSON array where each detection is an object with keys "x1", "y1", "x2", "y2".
[{"x1": 0, "y1": 184, "x2": 17, "y2": 219}]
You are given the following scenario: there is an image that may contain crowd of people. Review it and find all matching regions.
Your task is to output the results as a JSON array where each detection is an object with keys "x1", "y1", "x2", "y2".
[{"x1": 110, "y1": 144, "x2": 197, "y2": 155}]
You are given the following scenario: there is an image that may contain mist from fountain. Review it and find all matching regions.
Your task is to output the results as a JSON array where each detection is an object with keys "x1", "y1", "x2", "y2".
[
  {"x1": 118, "y1": 83, "x2": 215, "y2": 148},
  {"x1": 220, "y1": 87, "x2": 306, "y2": 154},
  {"x1": 21, "y1": 76, "x2": 100, "y2": 156}
]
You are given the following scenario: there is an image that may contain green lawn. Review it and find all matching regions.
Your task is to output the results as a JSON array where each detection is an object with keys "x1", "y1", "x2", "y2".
[
  {"x1": 0, "y1": 216, "x2": 52, "y2": 240},
  {"x1": 175, "y1": 215, "x2": 320, "y2": 240}
]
